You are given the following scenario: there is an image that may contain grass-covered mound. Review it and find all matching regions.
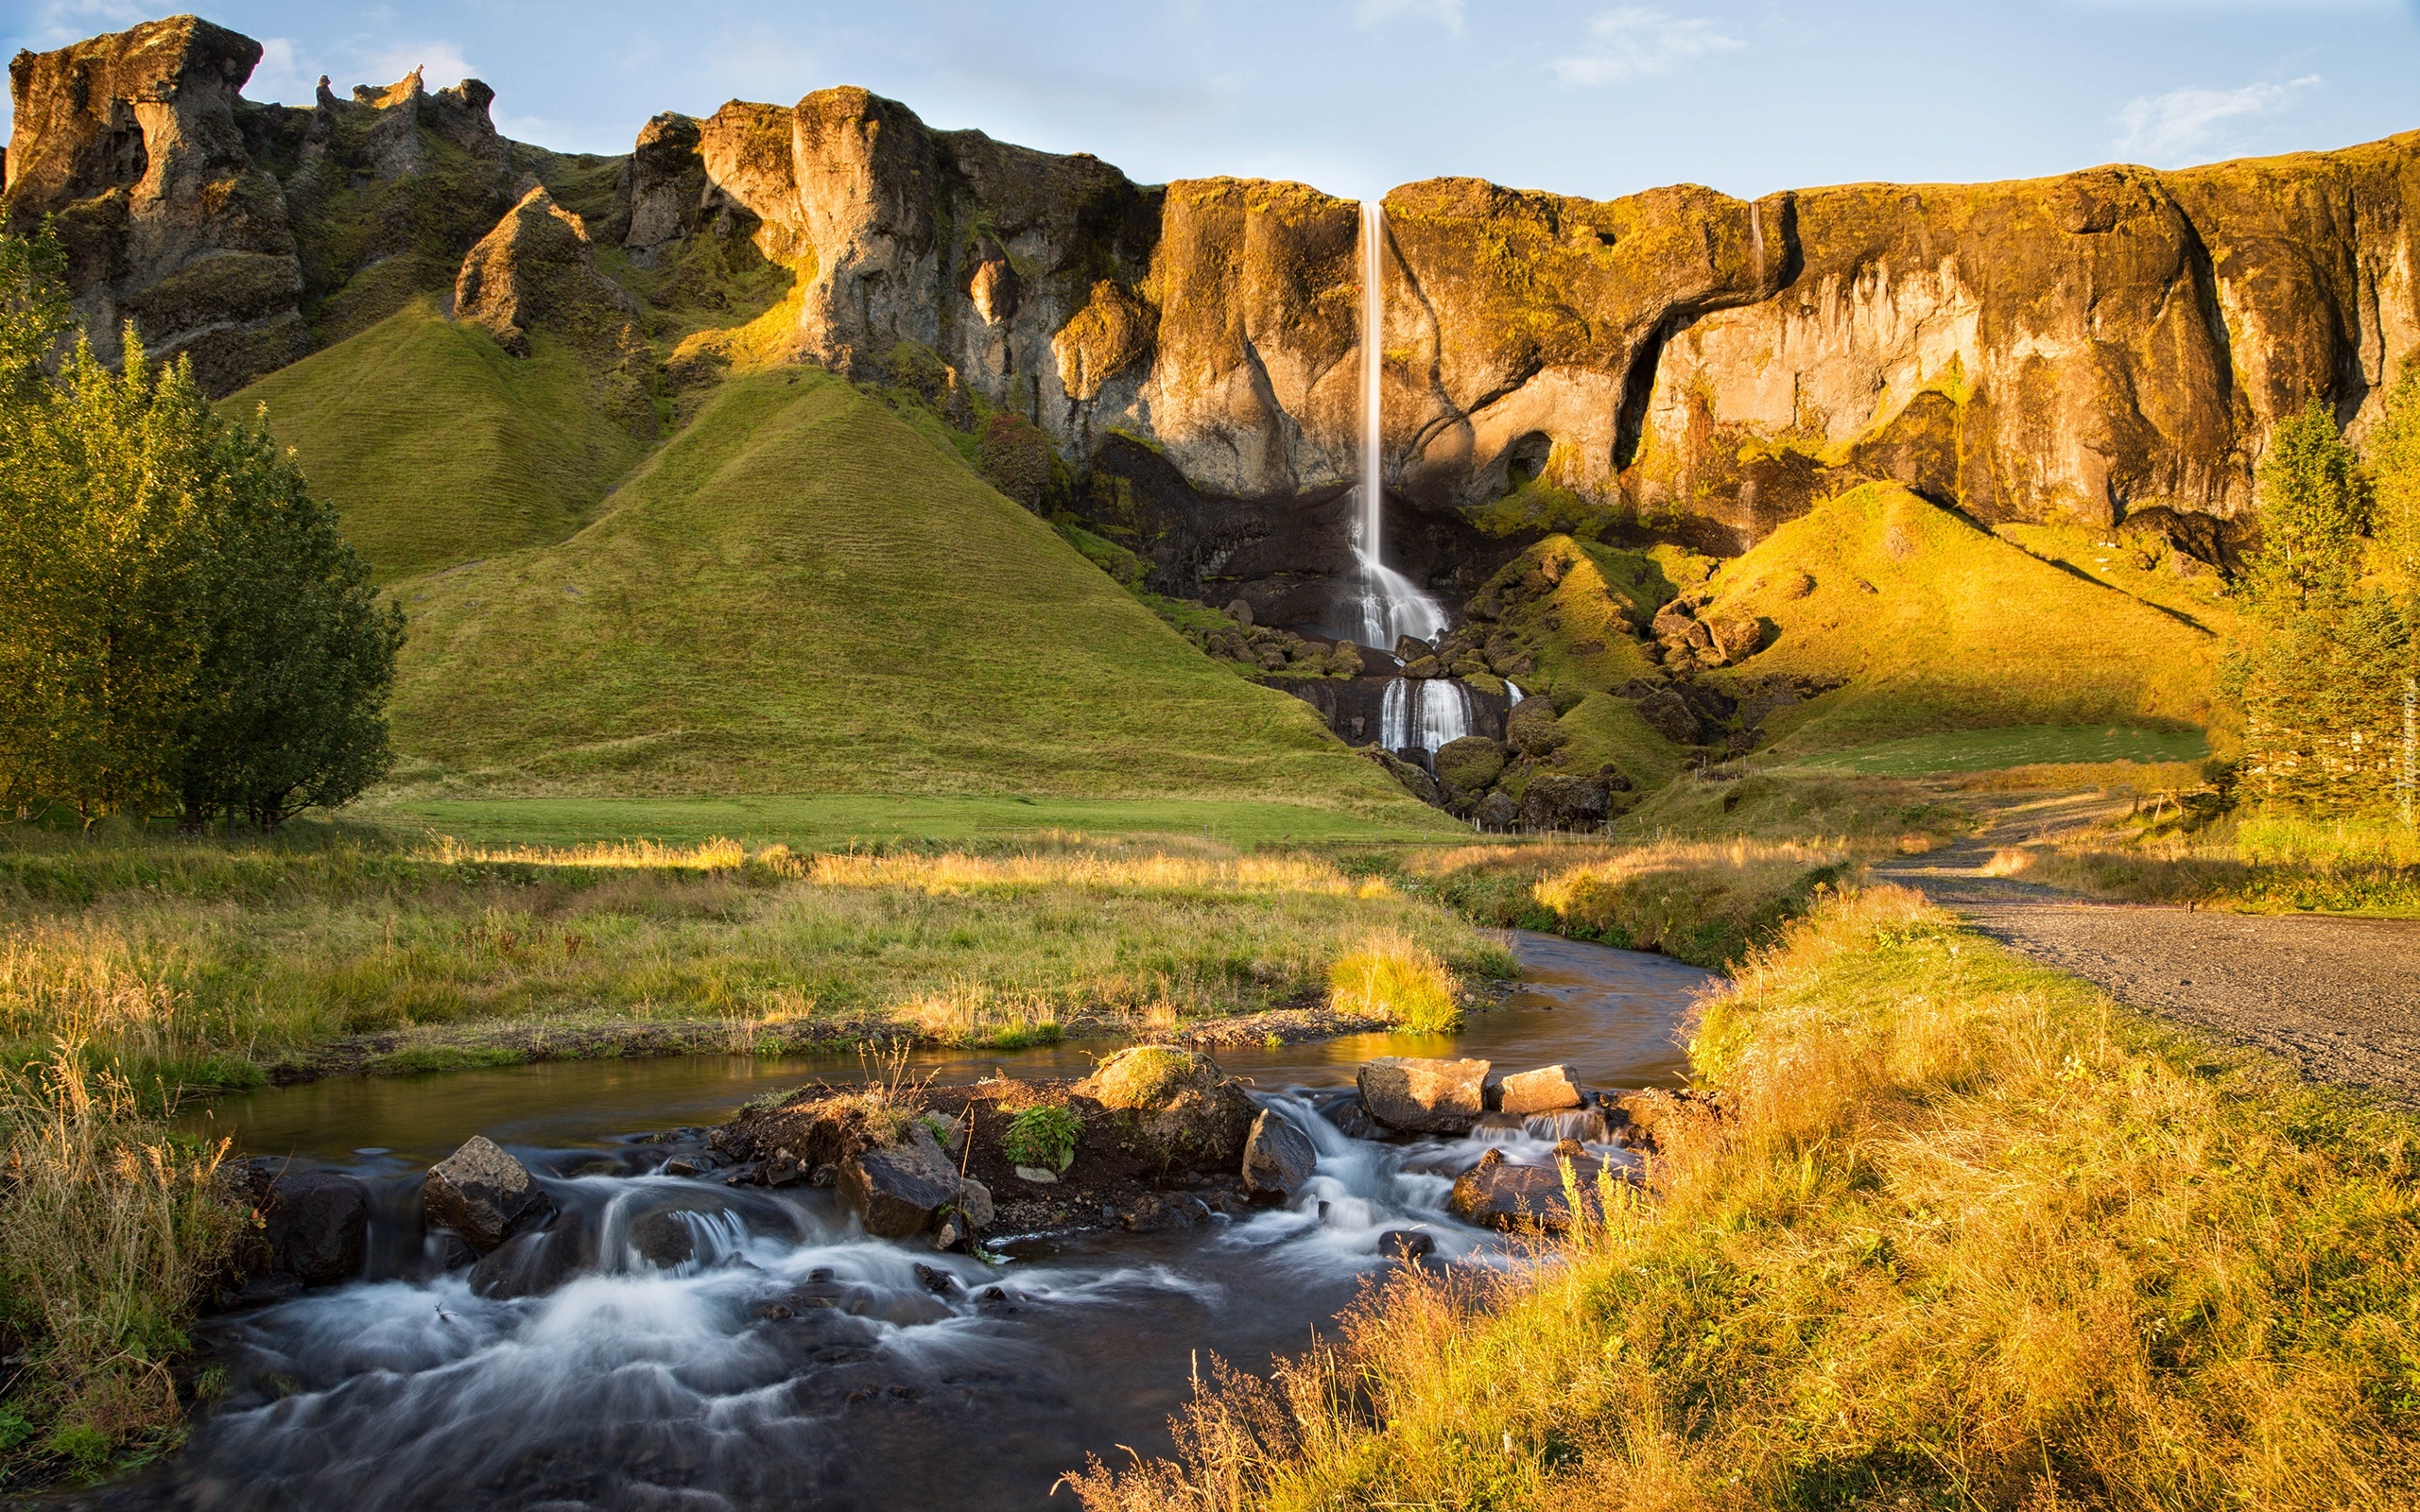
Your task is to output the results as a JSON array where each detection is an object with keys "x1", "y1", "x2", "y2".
[
  {"x1": 382, "y1": 370, "x2": 1422, "y2": 814},
  {"x1": 229, "y1": 299, "x2": 646, "y2": 581},
  {"x1": 1705, "y1": 483, "x2": 2220, "y2": 754}
]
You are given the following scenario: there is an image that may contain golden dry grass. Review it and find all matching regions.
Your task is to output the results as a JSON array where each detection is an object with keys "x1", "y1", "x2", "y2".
[
  {"x1": 1071, "y1": 885, "x2": 2420, "y2": 1509},
  {"x1": 1326, "y1": 932, "x2": 1461, "y2": 1033},
  {"x1": 0, "y1": 829, "x2": 1509, "y2": 1084}
]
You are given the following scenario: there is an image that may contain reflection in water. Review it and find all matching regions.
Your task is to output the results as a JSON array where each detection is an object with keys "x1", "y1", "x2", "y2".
[{"x1": 120, "y1": 934, "x2": 1715, "y2": 1512}]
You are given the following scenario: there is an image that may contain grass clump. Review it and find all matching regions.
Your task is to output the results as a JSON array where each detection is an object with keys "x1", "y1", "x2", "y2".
[
  {"x1": 1327, "y1": 933, "x2": 1461, "y2": 1033},
  {"x1": 1074, "y1": 885, "x2": 2420, "y2": 1510},
  {"x1": 0, "y1": 1047, "x2": 245, "y2": 1486},
  {"x1": 1000, "y1": 1103, "x2": 1080, "y2": 1173}
]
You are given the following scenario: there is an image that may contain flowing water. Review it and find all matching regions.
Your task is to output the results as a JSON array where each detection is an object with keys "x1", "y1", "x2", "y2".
[
  {"x1": 1353, "y1": 200, "x2": 1449, "y2": 659},
  {"x1": 119, "y1": 935, "x2": 1711, "y2": 1512}
]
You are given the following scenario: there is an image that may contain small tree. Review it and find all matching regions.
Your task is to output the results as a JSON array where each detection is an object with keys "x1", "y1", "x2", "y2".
[
  {"x1": 173, "y1": 416, "x2": 404, "y2": 831},
  {"x1": 2240, "y1": 398, "x2": 2368, "y2": 617},
  {"x1": 2371, "y1": 361, "x2": 2420, "y2": 827},
  {"x1": 0, "y1": 226, "x2": 403, "y2": 829}
]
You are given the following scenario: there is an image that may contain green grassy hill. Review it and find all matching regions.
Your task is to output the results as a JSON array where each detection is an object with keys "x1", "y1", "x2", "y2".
[
  {"x1": 377, "y1": 369, "x2": 1432, "y2": 816},
  {"x1": 1704, "y1": 483, "x2": 2221, "y2": 754},
  {"x1": 229, "y1": 299, "x2": 646, "y2": 581}
]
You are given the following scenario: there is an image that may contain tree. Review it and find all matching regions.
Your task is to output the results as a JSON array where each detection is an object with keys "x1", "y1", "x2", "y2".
[
  {"x1": 173, "y1": 414, "x2": 404, "y2": 830},
  {"x1": 2240, "y1": 398, "x2": 2368, "y2": 617},
  {"x1": 2228, "y1": 393, "x2": 2415, "y2": 820},
  {"x1": 2370, "y1": 361, "x2": 2420, "y2": 827},
  {"x1": 0, "y1": 227, "x2": 403, "y2": 829}
]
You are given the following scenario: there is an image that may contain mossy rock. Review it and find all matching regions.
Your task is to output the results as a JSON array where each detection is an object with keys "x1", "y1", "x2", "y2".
[
  {"x1": 1080, "y1": 1045, "x2": 1223, "y2": 1110},
  {"x1": 1507, "y1": 696, "x2": 1569, "y2": 758},
  {"x1": 1435, "y1": 735, "x2": 1508, "y2": 793},
  {"x1": 1078, "y1": 1045, "x2": 1253, "y2": 1172}
]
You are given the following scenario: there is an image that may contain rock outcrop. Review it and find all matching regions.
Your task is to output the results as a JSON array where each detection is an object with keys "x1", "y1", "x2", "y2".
[
  {"x1": 3, "y1": 16, "x2": 305, "y2": 390},
  {"x1": 12, "y1": 13, "x2": 2418, "y2": 586}
]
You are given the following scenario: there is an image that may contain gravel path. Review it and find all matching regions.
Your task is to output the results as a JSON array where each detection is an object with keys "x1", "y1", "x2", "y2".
[{"x1": 1874, "y1": 795, "x2": 2420, "y2": 1104}]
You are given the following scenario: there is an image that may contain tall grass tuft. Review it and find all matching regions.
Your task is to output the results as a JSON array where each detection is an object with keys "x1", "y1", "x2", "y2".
[
  {"x1": 1327, "y1": 933, "x2": 1460, "y2": 1033},
  {"x1": 1074, "y1": 886, "x2": 2420, "y2": 1510},
  {"x1": 0, "y1": 1044, "x2": 244, "y2": 1476}
]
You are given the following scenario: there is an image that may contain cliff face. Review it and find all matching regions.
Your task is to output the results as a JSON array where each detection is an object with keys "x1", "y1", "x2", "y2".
[{"x1": 10, "y1": 14, "x2": 2419, "y2": 601}]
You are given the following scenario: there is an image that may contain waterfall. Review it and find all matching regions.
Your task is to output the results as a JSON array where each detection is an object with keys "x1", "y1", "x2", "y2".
[
  {"x1": 1355, "y1": 200, "x2": 1448, "y2": 652},
  {"x1": 1382, "y1": 679, "x2": 1475, "y2": 758}
]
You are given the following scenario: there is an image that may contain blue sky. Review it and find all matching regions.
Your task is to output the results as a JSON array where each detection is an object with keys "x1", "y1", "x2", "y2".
[{"x1": 9, "y1": 1, "x2": 2419, "y2": 200}]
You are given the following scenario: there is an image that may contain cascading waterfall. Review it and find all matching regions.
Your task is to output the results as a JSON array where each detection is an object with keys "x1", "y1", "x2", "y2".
[
  {"x1": 1357, "y1": 199, "x2": 1461, "y2": 758},
  {"x1": 1355, "y1": 200, "x2": 1449, "y2": 655}
]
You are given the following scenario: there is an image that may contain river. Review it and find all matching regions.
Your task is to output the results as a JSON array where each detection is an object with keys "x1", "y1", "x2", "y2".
[{"x1": 102, "y1": 934, "x2": 1713, "y2": 1512}]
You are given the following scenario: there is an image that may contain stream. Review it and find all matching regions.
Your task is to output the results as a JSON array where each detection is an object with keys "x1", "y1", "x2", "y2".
[{"x1": 108, "y1": 934, "x2": 1712, "y2": 1512}]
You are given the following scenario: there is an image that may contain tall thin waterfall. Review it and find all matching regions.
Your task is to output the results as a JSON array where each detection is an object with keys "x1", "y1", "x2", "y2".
[{"x1": 1355, "y1": 200, "x2": 1448, "y2": 652}]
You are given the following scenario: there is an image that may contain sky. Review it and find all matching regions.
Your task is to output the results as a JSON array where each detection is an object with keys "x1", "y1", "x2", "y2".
[{"x1": 7, "y1": 0, "x2": 2420, "y2": 202}]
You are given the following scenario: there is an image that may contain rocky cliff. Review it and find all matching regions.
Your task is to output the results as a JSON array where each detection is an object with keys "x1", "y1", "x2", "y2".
[{"x1": 9, "y1": 14, "x2": 2417, "y2": 610}]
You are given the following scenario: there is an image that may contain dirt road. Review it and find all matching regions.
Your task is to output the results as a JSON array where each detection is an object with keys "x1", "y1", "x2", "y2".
[{"x1": 1875, "y1": 796, "x2": 2420, "y2": 1104}]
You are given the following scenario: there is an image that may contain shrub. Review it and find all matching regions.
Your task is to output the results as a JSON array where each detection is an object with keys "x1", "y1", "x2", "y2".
[
  {"x1": 1001, "y1": 1102, "x2": 1080, "y2": 1172},
  {"x1": 0, "y1": 1045, "x2": 245, "y2": 1473},
  {"x1": 1327, "y1": 933, "x2": 1460, "y2": 1033}
]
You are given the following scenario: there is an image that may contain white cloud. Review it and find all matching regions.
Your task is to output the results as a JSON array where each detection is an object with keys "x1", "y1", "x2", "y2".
[
  {"x1": 1354, "y1": 0, "x2": 1466, "y2": 30},
  {"x1": 2112, "y1": 75, "x2": 2321, "y2": 163},
  {"x1": 1551, "y1": 7, "x2": 1744, "y2": 86},
  {"x1": 244, "y1": 38, "x2": 320, "y2": 105}
]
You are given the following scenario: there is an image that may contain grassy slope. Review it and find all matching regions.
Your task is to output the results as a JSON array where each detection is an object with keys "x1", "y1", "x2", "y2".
[
  {"x1": 1789, "y1": 724, "x2": 2210, "y2": 775},
  {"x1": 229, "y1": 299, "x2": 645, "y2": 581},
  {"x1": 1706, "y1": 483, "x2": 2221, "y2": 754},
  {"x1": 1078, "y1": 887, "x2": 2420, "y2": 1510},
  {"x1": 382, "y1": 370, "x2": 1432, "y2": 816}
]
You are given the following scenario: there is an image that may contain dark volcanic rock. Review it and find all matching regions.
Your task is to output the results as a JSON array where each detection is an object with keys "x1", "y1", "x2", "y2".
[
  {"x1": 1357, "y1": 1057, "x2": 1490, "y2": 1134},
  {"x1": 1240, "y1": 1108, "x2": 1317, "y2": 1195},
  {"x1": 1449, "y1": 1148, "x2": 1614, "y2": 1233},
  {"x1": 1518, "y1": 775, "x2": 1610, "y2": 833},
  {"x1": 424, "y1": 1135, "x2": 556, "y2": 1253},
  {"x1": 1378, "y1": 1228, "x2": 1436, "y2": 1262},
  {"x1": 838, "y1": 1123, "x2": 961, "y2": 1239},
  {"x1": 251, "y1": 1167, "x2": 369, "y2": 1286}
]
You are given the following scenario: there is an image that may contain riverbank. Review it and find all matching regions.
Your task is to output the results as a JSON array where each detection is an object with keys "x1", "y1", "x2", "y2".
[
  {"x1": 1072, "y1": 885, "x2": 2420, "y2": 1510},
  {"x1": 0, "y1": 828, "x2": 1512, "y2": 1095}
]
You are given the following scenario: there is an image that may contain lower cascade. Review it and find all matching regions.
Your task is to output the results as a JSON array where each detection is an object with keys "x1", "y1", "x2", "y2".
[{"x1": 1382, "y1": 678, "x2": 1475, "y2": 756}]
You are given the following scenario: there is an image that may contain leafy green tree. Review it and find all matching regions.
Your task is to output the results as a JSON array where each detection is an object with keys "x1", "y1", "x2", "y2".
[
  {"x1": 0, "y1": 228, "x2": 403, "y2": 829},
  {"x1": 2228, "y1": 393, "x2": 2416, "y2": 819},
  {"x1": 0, "y1": 336, "x2": 216, "y2": 821},
  {"x1": 173, "y1": 415, "x2": 404, "y2": 830},
  {"x1": 2240, "y1": 398, "x2": 2368, "y2": 617},
  {"x1": 2369, "y1": 361, "x2": 2420, "y2": 826}
]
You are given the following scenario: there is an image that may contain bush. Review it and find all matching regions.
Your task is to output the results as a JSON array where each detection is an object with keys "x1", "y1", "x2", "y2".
[{"x1": 1001, "y1": 1102, "x2": 1080, "y2": 1172}]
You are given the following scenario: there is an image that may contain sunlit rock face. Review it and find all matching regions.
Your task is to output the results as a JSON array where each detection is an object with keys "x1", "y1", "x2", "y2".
[
  {"x1": 2, "y1": 16, "x2": 306, "y2": 391},
  {"x1": 9, "y1": 12, "x2": 2418, "y2": 588}
]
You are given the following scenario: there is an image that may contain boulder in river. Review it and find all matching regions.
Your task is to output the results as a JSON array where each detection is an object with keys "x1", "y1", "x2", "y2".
[
  {"x1": 470, "y1": 1209, "x2": 596, "y2": 1299},
  {"x1": 425, "y1": 1135, "x2": 557, "y2": 1253},
  {"x1": 1493, "y1": 1064, "x2": 1586, "y2": 1115},
  {"x1": 1358, "y1": 1056, "x2": 1491, "y2": 1133},
  {"x1": 1379, "y1": 1228, "x2": 1436, "y2": 1262},
  {"x1": 838, "y1": 1122, "x2": 962, "y2": 1239},
  {"x1": 1449, "y1": 1147, "x2": 1617, "y2": 1234},
  {"x1": 254, "y1": 1167, "x2": 370, "y2": 1286},
  {"x1": 1079, "y1": 1045, "x2": 1255, "y2": 1172},
  {"x1": 1239, "y1": 1108, "x2": 1317, "y2": 1195}
]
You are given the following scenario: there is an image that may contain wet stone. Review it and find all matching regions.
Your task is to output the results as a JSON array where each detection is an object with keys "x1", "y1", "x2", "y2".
[
  {"x1": 1379, "y1": 1228, "x2": 1436, "y2": 1262},
  {"x1": 424, "y1": 1134, "x2": 556, "y2": 1253},
  {"x1": 1358, "y1": 1056, "x2": 1491, "y2": 1133},
  {"x1": 1240, "y1": 1108, "x2": 1317, "y2": 1195},
  {"x1": 839, "y1": 1123, "x2": 961, "y2": 1238}
]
